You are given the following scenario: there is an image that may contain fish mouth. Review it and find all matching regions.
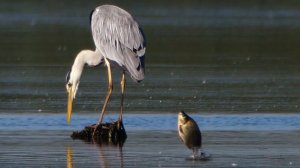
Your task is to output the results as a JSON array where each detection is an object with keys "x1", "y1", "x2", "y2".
[{"x1": 178, "y1": 110, "x2": 188, "y2": 118}]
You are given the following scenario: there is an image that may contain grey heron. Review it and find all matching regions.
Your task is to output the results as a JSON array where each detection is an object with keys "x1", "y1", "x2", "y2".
[{"x1": 65, "y1": 5, "x2": 146, "y2": 126}]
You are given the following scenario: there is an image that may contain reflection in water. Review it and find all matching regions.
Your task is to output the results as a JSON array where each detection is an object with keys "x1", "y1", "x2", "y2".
[
  {"x1": 66, "y1": 145, "x2": 73, "y2": 168},
  {"x1": 66, "y1": 141, "x2": 124, "y2": 168},
  {"x1": 96, "y1": 143, "x2": 124, "y2": 168}
]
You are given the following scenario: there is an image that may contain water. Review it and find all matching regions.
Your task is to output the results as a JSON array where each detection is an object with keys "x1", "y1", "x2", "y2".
[
  {"x1": 0, "y1": 130, "x2": 299, "y2": 167},
  {"x1": 1, "y1": 0, "x2": 300, "y2": 167},
  {"x1": 1, "y1": 113, "x2": 300, "y2": 131},
  {"x1": 1, "y1": 65, "x2": 300, "y2": 114}
]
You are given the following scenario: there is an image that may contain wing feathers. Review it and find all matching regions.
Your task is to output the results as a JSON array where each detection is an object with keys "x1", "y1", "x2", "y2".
[
  {"x1": 91, "y1": 5, "x2": 145, "y2": 82},
  {"x1": 92, "y1": 5, "x2": 145, "y2": 52}
]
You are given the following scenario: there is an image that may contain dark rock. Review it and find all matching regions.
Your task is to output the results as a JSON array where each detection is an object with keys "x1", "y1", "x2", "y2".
[{"x1": 71, "y1": 120, "x2": 127, "y2": 146}]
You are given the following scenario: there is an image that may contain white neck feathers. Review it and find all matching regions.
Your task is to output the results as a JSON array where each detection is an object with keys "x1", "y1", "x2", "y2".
[{"x1": 69, "y1": 49, "x2": 103, "y2": 85}]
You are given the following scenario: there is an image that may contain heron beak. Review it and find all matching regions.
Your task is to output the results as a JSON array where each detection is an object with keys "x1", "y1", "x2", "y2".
[{"x1": 67, "y1": 84, "x2": 74, "y2": 125}]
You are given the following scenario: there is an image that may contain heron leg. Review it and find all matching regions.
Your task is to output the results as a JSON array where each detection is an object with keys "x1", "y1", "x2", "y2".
[
  {"x1": 98, "y1": 57, "x2": 113, "y2": 124},
  {"x1": 119, "y1": 72, "x2": 126, "y2": 122}
]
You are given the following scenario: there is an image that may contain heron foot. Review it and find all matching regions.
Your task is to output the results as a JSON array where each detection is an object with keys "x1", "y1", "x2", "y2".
[
  {"x1": 91, "y1": 124, "x2": 99, "y2": 137},
  {"x1": 117, "y1": 119, "x2": 123, "y2": 130},
  {"x1": 71, "y1": 120, "x2": 127, "y2": 146}
]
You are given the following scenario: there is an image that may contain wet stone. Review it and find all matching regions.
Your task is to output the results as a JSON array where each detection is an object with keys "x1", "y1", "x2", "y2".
[{"x1": 71, "y1": 120, "x2": 127, "y2": 146}]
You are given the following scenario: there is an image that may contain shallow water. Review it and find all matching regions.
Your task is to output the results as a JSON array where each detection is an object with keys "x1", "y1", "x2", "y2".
[
  {"x1": 1, "y1": 113, "x2": 300, "y2": 131},
  {"x1": 1, "y1": 0, "x2": 300, "y2": 114},
  {"x1": 1, "y1": 113, "x2": 299, "y2": 167},
  {"x1": 1, "y1": 65, "x2": 300, "y2": 114},
  {"x1": 1, "y1": 0, "x2": 300, "y2": 167},
  {"x1": 0, "y1": 130, "x2": 299, "y2": 167}
]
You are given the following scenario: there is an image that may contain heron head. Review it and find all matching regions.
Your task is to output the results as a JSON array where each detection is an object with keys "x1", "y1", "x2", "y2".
[{"x1": 65, "y1": 71, "x2": 79, "y2": 124}]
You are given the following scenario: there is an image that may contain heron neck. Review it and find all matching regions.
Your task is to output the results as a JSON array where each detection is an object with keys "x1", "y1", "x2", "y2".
[
  {"x1": 81, "y1": 49, "x2": 103, "y2": 67},
  {"x1": 70, "y1": 49, "x2": 102, "y2": 84}
]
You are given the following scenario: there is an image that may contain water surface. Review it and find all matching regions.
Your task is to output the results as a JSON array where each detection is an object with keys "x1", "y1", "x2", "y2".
[
  {"x1": 1, "y1": 0, "x2": 300, "y2": 167},
  {"x1": 1, "y1": 65, "x2": 300, "y2": 114},
  {"x1": 1, "y1": 113, "x2": 300, "y2": 131},
  {"x1": 0, "y1": 130, "x2": 299, "y2": 167}
]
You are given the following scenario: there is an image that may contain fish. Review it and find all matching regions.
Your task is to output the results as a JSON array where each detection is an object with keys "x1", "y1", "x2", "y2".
[{"x1": 178, "y1": 110, "x2": 202, "y2": 157}]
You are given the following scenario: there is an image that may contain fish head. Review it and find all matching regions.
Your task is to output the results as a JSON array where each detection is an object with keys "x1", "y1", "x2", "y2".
[{"x1": 178, "y1": 110, "x2": 189, "y2": 125}]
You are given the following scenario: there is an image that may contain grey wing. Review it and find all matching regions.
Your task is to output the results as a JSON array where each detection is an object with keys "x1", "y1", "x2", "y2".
[{"x1": 91, "y1": 5, "x2": 146, "y2": 82}]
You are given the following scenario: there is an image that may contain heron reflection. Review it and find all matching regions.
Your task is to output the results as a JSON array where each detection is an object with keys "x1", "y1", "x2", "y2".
[
  {"x1": 66, "y1": 145, "x2": 73, "y2": 168},
  {"x1": 66, "y1": 143, "x2": 124, "y2": 168}
]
